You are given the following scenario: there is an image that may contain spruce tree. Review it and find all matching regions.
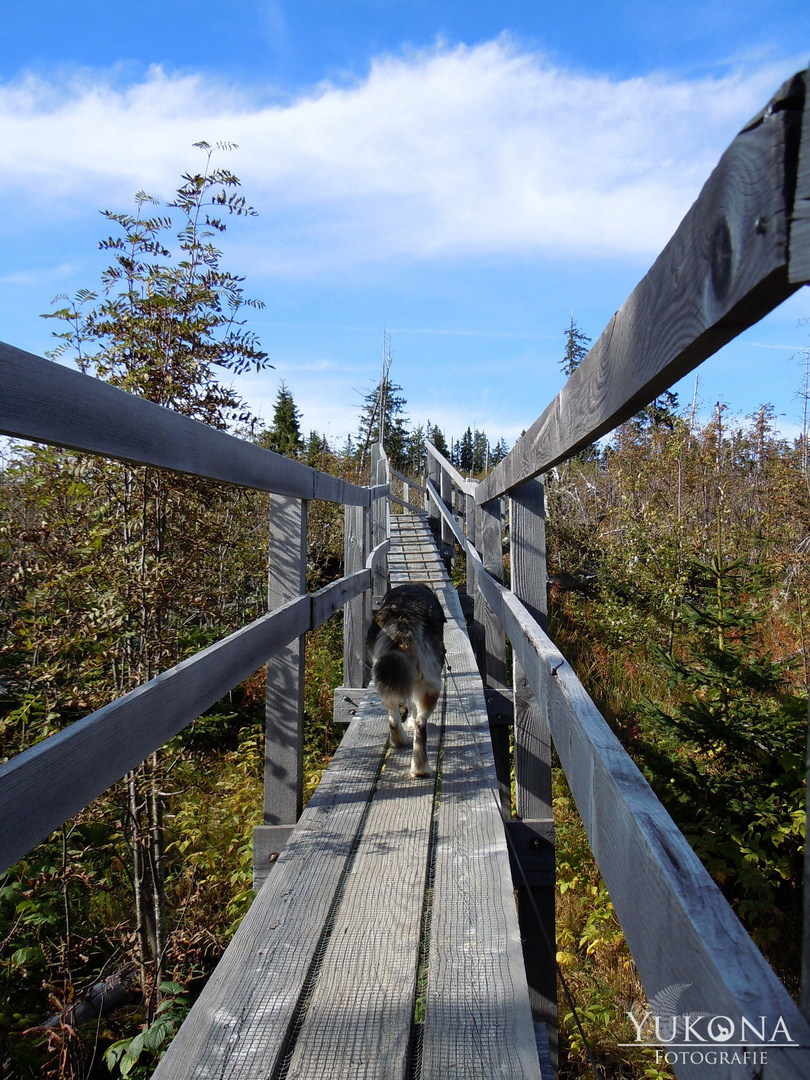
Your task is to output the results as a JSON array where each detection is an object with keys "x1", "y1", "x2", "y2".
[
  {"x1": 262, "y1": 382, "x2": 303, "y2": 457},
  {"x1": 561, "y1": 314, "x2": 591, "y2": 377}
]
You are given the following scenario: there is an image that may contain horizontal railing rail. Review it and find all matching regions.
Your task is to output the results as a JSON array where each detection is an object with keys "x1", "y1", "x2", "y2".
[
  {"x1": 478, "y1": 67, "x2": 810, "y2": 502},
  {"x1": 0, "y1": 345, "x2": 392, "y2": 874},
  {"x1": 0, "y1": 341, "x2": 374, "y2": 505},
  {"x1": 426, "y1": 452, "x2": 810, "y2": 1077},
  {"x1": 0, "y1": 564, "x2": 381, "y2": 875}
]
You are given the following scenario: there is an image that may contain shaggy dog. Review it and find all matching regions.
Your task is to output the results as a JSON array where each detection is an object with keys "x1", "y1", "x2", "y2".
[{"x1": 366, "y1": 583, "x2": 446, "y2": 778}]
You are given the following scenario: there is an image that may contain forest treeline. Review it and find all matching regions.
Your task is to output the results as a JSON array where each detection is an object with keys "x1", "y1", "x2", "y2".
[{"x1": 0, "y1": 144, "x2": 808, "y2": 1078}]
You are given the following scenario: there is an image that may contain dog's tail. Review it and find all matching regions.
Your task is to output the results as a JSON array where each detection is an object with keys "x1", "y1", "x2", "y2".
[{"x1": 374, "y1": 648, "x2": 414, "y2": 699}]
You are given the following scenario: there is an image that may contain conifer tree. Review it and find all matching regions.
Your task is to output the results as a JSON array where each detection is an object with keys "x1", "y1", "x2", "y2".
[
  {"x1": 561, "y1": 314, "x2": 591, "y2": 377},
  {"x1": 262, "y1": 382, "x2": 303, "y2": 457}
]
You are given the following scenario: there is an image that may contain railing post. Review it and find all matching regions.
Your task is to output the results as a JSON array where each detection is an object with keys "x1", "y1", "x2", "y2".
[
  {"x1": 510, "y1": 477, "x2": 557, "y2": 1068},
  {"x1": 253, "y1": 494, "x2": 307, "y2": 891},
  {"x1": 344, "y1": 501, "x2": 370, "y2": 688},
  {"x1": 370, "y1": 443, "x2": 389, "y2": 605},
  {"x1": 474, "y1": 497, "x2": 507, "y2": 688},
  {"x1": 426, "y1": 453, "x2": 440, "y2": 541},
  {"x1": 440, "y1": 465, "x2": 454, "y2": 550}
]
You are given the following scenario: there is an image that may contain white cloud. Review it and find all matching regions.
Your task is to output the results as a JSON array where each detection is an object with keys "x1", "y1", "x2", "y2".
[{"x1": 0, "y1": 41, "x2": 804, "y2": 271}]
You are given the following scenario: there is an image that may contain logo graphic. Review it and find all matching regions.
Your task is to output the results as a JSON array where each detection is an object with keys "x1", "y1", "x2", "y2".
[{"x1": 622, "y1": 982, "x2": 798, "y2": 1068}]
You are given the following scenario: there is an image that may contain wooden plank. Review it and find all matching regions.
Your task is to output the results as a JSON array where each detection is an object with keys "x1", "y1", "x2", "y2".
[
  {"x1": 332, "y1": 687, "x2": 368, "y2": 725},
  {"x1": 480, "y1": 575, "x2": 810, "y2": 1078},
  {"x1": 343, "y1": 504, "x2": 368, "y2": 687},
  {"x1": 263, "y1": 497, "x2": 307, "y2": 829},
  {"x1": 390, "y1": 467, "x2": 428, "y2": 495},
  {"x1": 387, "y1": 505, "x2": 541, "y2": 1078},
  {"x1": 0, "y1": 595, "x2": 310, "y2": 874},
  {"x1": 476, "y1": 498, "x2": 507, "y2": 688},
  {"x1": 440, "y1": 464, "x2": 455, "y2": 549},
  {"x1": 285, "y1": 702, "x2": 437, "y2": 1080},
  {"x1": 509, "y1": 479, "x2": 551, "y2": 819},
  {"x1": 789, "y1": 69, "x2": 810, "y2": 282},
  {"x1": 370, "y1": 445, "x2": 389, "y2": 603},
  {"x1": 152, "y1": 696, "x2": 391, "y2": 1080},
  {"x1": 509, "y1": 478, "x2": 556, "y2": 1056},
  {"x1": 0, "y1": 341, "x2": 370, "y2": 505},
  {"x1": 390, "y1": 492, "x2": 428, "y2": 516},
  {"x1": 478, "y1": 70, "x2": 808, "y2": 502},
  {"x1": 426, "y1": 439, "x2": 476, "y2": 494},
  {"x1": 311, "y1": 569, "x2": 370, "y2": 631},
  {"x1": 421, "y1": 577, "x2": 540, "y2": 1080}
]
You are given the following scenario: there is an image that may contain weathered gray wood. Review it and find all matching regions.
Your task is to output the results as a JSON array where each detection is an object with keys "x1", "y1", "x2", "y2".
[
  {"x1": 152, "y1": 696, "x2": 392, "y2": 1080},
  {"x1": 0, "y1": 343, "x2": 371, "y2": 505},
  {"x1": 343, "y1": 504, "x2": 369, "y2": 687},
  {"x1": 478, "y1": 71, "x2": 808, "y2": 502},
  {"x1": 390, "y1": 466, "x2": 428, "y2": 495},
  {"x1": 421, "y1": 574, "x2": 540, "y2": 1080},
  {"x1": 285, "y1": 704, "x2": 436, "y2": 1080},
  {"x1": 252, "y1": 825, "x2": 295, "y2": 891},
  {"x1": 439, "y1": 462, "x2": 455, "y2": 550},
  {"x1": 0, "y1": 595, "x2": 310, "y2": 875},
  {"x1": 310, "y1": 569, "x2": 370, "y2": 631},
  {"x1": 475, "y1": 498, "x2": 507, "y2": 688},
  {"x1": 790, "y1": 70, "x2": 810, "y2": 283},
  {"x1": 426, "y1": 451, "x2": 441, "y2": 538},
  {"x1": 370, "y1": 445, "x2": 389, "y2": 603},
  {"x1": 510, "y1": 479, "x2": 551, "y2": 819},
  {"x1": 263, "y1": 498, "x2": 307, "y2": 833},
  {"x1": 509, "y1": 479, "x2": 557, "y2": 1055},
  {"x1": 390, "y1": 492, "x2": 428, "y2": 516},
  {"x1": 332, "y1": 687, "x2": 368, "y2": 725},
  {"x1": 425, "y1": 439, "x2": 476, "y2": 494},
  {"x1": 477, "y1": 572, "x2": 810, "y2": 1078}
]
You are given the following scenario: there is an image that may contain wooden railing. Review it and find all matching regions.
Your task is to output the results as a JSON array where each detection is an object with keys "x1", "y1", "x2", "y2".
[
  {"x1": 0, "y1": 341, "x2": 389, "y2": 886},
  {"x1": 422, "y1": 65, "x2": 810, "y2": 1080}
]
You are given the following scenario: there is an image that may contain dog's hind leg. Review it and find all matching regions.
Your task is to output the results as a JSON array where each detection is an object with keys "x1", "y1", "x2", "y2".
[
  {"x1": 410, "y1": 689, "x2": 439, "y2": 778},
  {"x1": 387, "y1": 701, "x2": 409, "y2": 748}
]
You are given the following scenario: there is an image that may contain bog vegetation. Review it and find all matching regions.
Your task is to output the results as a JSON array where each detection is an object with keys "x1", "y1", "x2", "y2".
[{"x1": 0, "y1": 148, "x2": 807, "y2": 1078}]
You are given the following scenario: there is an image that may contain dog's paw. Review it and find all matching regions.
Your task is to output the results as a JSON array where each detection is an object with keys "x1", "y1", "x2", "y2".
[{"x1": 410, "y1": 762, "x2": 433, "y2": 779}]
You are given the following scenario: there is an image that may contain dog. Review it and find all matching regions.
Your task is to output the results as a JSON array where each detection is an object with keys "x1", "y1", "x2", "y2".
[{"x1": 366, "y1": 583, "x2": 446, "y2": 778}]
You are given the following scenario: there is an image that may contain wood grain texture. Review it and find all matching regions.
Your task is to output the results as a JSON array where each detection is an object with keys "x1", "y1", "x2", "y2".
[
  {"x1": 0, "y1": 341, "x2": 370, "y2": 505},
  {"x1": 285, "y1": 713, "x2": 436, "y2": 1080},
  {"x1": 478, "y1": 71, "x2": 807, "y2": 502},
  {"x1": 152, "y1": 695, "x2": 392, "y2": 1080},
  {"x1": 0, "y1": 596, "x2": 310, "y2": 874},
  {"x1": 479, "y1": 574, "x2": 810, "y2": 1078},
  {"x1": 421, "y1": 576, "x2": 540, "y2": 1079},
  {"x1": 476, "y1": 498, "x2": 507, "y2": 689},
  {"x1": 343, "y1": 504, "x2": 368, "y2": 687},
  {"x1": 440, "y1": 466, "x2": 455, "y2": 549},
  {"x1": 264, "y1": 497, "x2": 307, "y2": 827},
  {"x1": 789, "y1": 70, "x2": 810, "y2": 282},
  {"x1": 310, "y1": 569, "x2": 370, "y2": 631}
]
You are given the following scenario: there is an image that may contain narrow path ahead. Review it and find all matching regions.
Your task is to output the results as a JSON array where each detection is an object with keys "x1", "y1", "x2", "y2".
[{"x1": 153, "y1": 511, "x2": 544, "y2": 1080}]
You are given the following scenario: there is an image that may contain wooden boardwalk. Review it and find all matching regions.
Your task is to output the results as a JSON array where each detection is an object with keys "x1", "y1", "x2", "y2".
[{"x1": 153, "y1": 511, "x2": 545, "y2": 1080}]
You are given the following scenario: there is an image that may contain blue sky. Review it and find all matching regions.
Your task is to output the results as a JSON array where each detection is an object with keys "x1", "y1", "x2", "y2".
[{"x1": 1, "y1": 1, "x2": 809, "y2": 448}]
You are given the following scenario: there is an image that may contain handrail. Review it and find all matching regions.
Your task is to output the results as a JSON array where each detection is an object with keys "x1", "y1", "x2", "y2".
[
  {"x1": 390, "y1": 466, "x2": 428, "y2": 495},
  {"x1": 0, "y1": 341, "x2": 379, "y2": 506},
  {"x1": 426, "y1": 466, "x2": 810, "y2": 1068},
  {"x1": 0, "y1": 563, "x2": 378, "y2": 875},
  {"x1": 478, "y1": 68, "x2": 810, "y2": 502},
  {"x1": 425, "y1": 440, "x2": 477, "y2": 494}
]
